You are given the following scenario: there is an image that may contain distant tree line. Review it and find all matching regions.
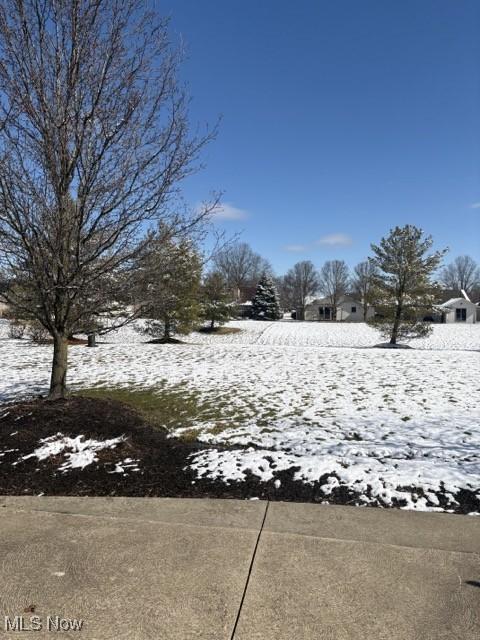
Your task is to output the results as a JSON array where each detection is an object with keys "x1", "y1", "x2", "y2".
[
  {"x1": 274, "y1": 230, "x2": 479, "y2": 345},
  {"x1": 203, "y1": 227, "x2": 480, "y2": 346}
]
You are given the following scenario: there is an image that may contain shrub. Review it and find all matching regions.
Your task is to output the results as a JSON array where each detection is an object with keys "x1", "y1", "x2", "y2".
[
  {"x1": 27, "y1": 322, "x2": 49, "y2": 343},
  {"x1": 9, "y1": 320, "x2": 26, "y2": 339}
]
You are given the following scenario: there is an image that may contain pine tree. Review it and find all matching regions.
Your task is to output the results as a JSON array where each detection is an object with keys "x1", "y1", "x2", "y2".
[
  {"x1": 367, "y1": 225, "x2": 447, "y2": 345},
  {"x1": 251, "y1": 274, "x2": 282, "y2": 320},
  {"x1": 137, "y1": 232, "x2": 202, "y2": 341},
  {"x1": 201, "y1": 272, "x2": 234, "y2": 330}
]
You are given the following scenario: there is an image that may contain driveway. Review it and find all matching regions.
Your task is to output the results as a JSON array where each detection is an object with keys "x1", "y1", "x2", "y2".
[{"x1": 0, "y1": 497, "x2": 478, "y2": 639}]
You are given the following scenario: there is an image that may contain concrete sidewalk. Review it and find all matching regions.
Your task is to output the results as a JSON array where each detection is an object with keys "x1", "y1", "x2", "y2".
[{"x1": 0, "y1": 497, "x2": 478, "y2": 639}]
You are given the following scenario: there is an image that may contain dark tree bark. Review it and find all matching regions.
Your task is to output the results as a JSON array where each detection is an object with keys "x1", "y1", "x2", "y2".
[
  {"x1": 390, "y1": 303, "x2": 402, "y2": 344},
  {"x1": 164, "y1": 319, "x2": 171, "y2": 340},
  {"x1": 49, "y1": 334, "x2": 68, "y2": 400}
]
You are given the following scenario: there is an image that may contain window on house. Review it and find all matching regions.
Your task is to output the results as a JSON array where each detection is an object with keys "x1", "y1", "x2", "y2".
[
  {"x1": 351, "y1": 306, "x2": 357, "y2": 313},
  {"x1": 455, "y1": 308, "x2": 467, "y2": 322},
  {"x1": 319, "y1": 307, "x2": 324, "y2": 316}
]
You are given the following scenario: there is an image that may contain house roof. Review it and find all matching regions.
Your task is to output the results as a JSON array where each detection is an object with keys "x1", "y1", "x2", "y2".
[
  {"x1": 305, "y1": 295, "x2": 362, "y2": 307},
  {"x1": 440, "y1": 298, "x2": 476, "y2": 308}
]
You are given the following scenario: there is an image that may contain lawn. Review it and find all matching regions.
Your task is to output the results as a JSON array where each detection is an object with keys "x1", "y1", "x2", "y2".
[{"x1": 0, "y1": 319, "x2": 479, "y2": 512}]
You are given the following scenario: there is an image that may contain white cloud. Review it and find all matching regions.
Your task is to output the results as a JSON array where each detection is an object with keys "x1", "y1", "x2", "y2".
[
  {"x1": 469, "y1": 202, "x2": 480, "y2": 209},
  {"x1": 317, "y1": 233, "x2": 353, "y2": 247},
  {"x1": 284, "y1": 244, "x2": 308, "y2": 252},
  {"x1": 211, "y1": 202, "x2": 249, "y2": 220}
]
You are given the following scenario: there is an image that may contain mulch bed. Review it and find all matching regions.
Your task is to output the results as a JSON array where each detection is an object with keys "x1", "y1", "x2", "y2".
[{"x1": 0, "y1": 397, "x2": 478, "y2": 514}]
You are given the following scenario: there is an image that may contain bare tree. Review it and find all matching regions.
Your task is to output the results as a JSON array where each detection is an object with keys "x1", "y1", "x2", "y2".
[
  {"x1": 440, "y1": 255, "x2": 480, "y2": 296},
  {"x1": 282, "y1": 260, "x2": 319, "y2": 320},
  {"x1": 213, "y1": 242, "x2": 271, "y2": 299},
  {"x1": 352, "y1": 260, "x2": 378, "y2": 321},
  {"x1": 318, "y1": 260, "x2": 350, "y2": 320},
  {"x1": 0, "y1": 0, "x2": 217, "y2": 399}
]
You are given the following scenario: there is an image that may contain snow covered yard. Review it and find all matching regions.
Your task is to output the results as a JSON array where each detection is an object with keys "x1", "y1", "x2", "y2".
[{"x1": 0, "y1": 319, "x2": 479, "y2": 512}]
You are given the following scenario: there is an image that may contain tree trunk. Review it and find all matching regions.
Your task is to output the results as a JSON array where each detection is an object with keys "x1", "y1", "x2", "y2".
[
  {"x1": 363, "y1": 304, "x2": 368, "y2": 322},
  {"x1": 210, "y1": 318, "x2": 215, "y2": 330},
  {"x1": 87, "y1": 333, "x2": 97, "y2": 347},
  {"x1": 164, "y1": 319, "x2": 171, "y2": 339},
  {"x1": 390, "y1": 303, "x2": 402, "y2": 344},
  {"x1": 48, "y1": 333, "x2": 68, "y2": 400}
]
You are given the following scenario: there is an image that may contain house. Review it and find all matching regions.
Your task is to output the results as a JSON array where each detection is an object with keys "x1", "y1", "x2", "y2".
[
  {"x1": 304, "y1": 296, "x2": 375, "y2": 322},
  {"x1": 232, "y1": 285, "x2": 257, "y2": 303},
  {"x1": 234, "y1": 300, "x2": 253, "y2": 319},
  {"x1": 439, "y1": 298, "x2": 477, "y2": 324}
]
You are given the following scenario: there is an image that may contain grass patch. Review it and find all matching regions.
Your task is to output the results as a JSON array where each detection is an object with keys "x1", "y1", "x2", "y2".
[
  {"x1": 75, "y1": 385, "x2": 251, "y2": 437},
  {"x1": 76, "y1": 380, "x2": 290, "y2": 441},
  {"x1": 76, "y1": 386, "x2": 208, "y2": 432}
]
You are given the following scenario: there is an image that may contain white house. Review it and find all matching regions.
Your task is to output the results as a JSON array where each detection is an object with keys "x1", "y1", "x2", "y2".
[
  {"x1": 304, "y1": 296, "x2": 375, "y2": 322},
  {"x1": 439, "y1": 298, "x2": 477, "y2": 324}
]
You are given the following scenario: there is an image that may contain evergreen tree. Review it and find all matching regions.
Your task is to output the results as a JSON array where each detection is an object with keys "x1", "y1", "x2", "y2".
[
  {"x1": 137, "y1": 232, "x2": 202, "y2": 341},
  {"x1": 367, "y1": 225, "x2": 446, "y2": 345},
  {"x1": 201, "y1": 272, "x2": 234, "y2": 330},
  {"x1": 251, "y1": 274, "x2": 282, "y2": 320}
]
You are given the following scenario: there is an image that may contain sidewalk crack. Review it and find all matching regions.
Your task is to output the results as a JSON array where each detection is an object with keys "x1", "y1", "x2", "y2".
[{"x1": 230, "y1": 500, "x2": 270, "y2": 639}]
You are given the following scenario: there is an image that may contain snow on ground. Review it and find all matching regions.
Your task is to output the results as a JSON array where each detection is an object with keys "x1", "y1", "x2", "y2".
[
  {"x1": 92, "y1": 318, "x2": 480, "y2": 351},
  {"x1": 15, "y1": 433, "x2": 127, "y2": 472},
  {"x1": 0, "y1": 318, "x2": 479, "y2": 511}
]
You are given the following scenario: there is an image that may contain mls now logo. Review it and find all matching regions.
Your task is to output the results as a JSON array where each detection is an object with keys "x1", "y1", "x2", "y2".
[{"x1": 4, "y1": 615, "x2": 84, "y2": 632}]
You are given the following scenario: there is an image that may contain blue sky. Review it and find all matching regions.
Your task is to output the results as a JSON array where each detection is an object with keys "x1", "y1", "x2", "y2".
[{"x1": 157, "y1": 0, "x2": 480, "y2": 274}]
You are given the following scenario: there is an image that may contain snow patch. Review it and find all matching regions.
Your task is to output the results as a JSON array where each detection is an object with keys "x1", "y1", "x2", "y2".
[{"x1": 17, "y1": 433, "x2": 125, "y2": 472}]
